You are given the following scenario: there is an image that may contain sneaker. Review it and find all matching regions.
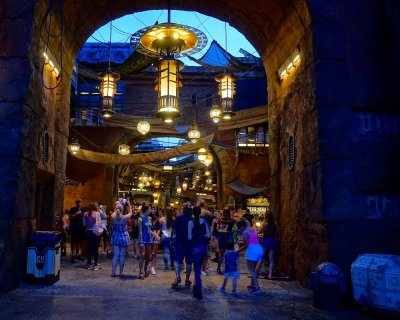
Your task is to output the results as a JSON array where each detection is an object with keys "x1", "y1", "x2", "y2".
[
  {"x1": 193, "y1": 291, "x2": 203, "y2": 300},
  {"x1": 144, "y1": 271, "x2": 150, "y2": 278},
  {"x1": 185, "y1": 280, "x2": 192, "y2": 287},
  {"x1": 151, "y1": 267, "x2": 157, "y2": 275},
  {"x1": 231, "y1": 291, "x2": 239, "y2": 297},
  {"x1": 171, "y1": 278, "x2": 181, "y2": 287},
  {"x1": 201, "y1": 271, "x2": 208, "y2": 276},
  {"x1": 139, "y1": 273, "x2": 144, "y2": 280},
  {"x1": 102, "y1": 252, "x2": 107, "y2": 257},
  {"x1": 92, "y1": 266, "x2": 99, "y2": 271},
  {"x1": 164, "y1": 267, "x2": 169, "y2": 272},
  {"x1": 252, "y1": 289, "x2": 262, "y2": 294},
  {"x1": 218, "y1": 287, "x2": 226, "y2": 293},
  {"x1": 87, "y1": 265, "x2": 94, "y2": 270}
]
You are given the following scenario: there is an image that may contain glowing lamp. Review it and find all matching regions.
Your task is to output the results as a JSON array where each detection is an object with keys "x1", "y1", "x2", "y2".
[
  {"x1": 69, "y1": 141, "x2": 81, "y2": 155},
  {"x1": 210, "y1": 103, "x2": 221, "y2": 124},
  {"x1": 163, "y1": 165, "x2": 173, "y2": 171},
  {"x1": 197, "y1": 148, "x2": 207, "y2": 161},
  {"x1": 216, "y1": 73, "x2": 236, "y2": 120},
  {"x1": 137, "y1": 120, "x2": 151, "y2": 135},
  {"x1": 98, "y1": 70, "x2": 120, "y2": 118},
  {"x1": 182, "y1": 181, "x2": 188, "y2": 191},
  {"x1": 153, "y1": 178, "x2": 161, "y2": 188},
  {"x1": 154, "y1": 57, "x2": 183, "y2": 123},
  {"x1": 203, "y1": 153, "x2": 213, "y2": 167},
  {"x1": 176, "y1": 187, "x2": 182, "y2": 194},
  {"x1": 204, "y1": 170, "x2": 211, "y2": 177},
  {"x1": 118, "y1": 144, "x2": 130, "y2": 155},
  {"x1": 188, "y1": 124, "x2": 201, "y2": 143}
]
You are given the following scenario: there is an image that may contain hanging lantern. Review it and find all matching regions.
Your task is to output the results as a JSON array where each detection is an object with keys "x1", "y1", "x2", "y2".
[
  {"x1": 209, "y1": 103, "x2": 221, "y2": 124},
  {"x1": 145, "y1": 181, "x2": 151, "y2": 187},
  {"x1": 203, "y1": 152, "x2": 213, "y2": 167},
  {"x1": 204, "y1": 169, "x2": 211, "y2": 177},
  {"x1": 154, "y1": 57, "x2": 183, "y2": 123},
  {"x1": 137, "y1": 120, "x2": 151, "y2": 135},
  {"x1": 176, "y1": 186, "x2": 182, "y2": 194},
  {"x1": 118, "y1": 144, "x2": 130, "y2": 155},
  {"x1": 215, "y1": 73, "x2": 236, "y2": 120},
  {"x1": 197, "y1": 148, "x2": 207, "y2": 162},
  {"x1": 206, "y1": 177, "x2": 213, "y2": 184},
  {"x1": 69, "y1": 141, "x2": 81, "y2": 155},
  {"x1": 182, "y1": 181, "x2": 188, "y2": 191},
  {"x1": 153, "y1": 178, "x2": 161, "y2": 188},
  {"x1": 98, "y1": 70, "x2": 120, "y2": 118},
  {"x1": 187, "y1": 124, "x2": 201, "y2": 143},
  {"x1": 138, "y1": 182, "x2": 144, "y2": 189}
]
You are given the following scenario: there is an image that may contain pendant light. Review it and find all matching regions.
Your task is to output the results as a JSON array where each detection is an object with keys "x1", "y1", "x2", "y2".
[
  {"x1": 131, "y1": 0, "x2": 207, "y2": 124},
  {"x1": 197, "y1": 148, "x2": 207, "y2": 162},
  {"x1": 137, "y1": 120, "x2": 150, "y2": 135},
  {"x1": 188, "y1": 124, "x2": 201, "y2": 143},
  {"x1": 182, "y1": 181, "x2": 188, "y2": 191},
  {"x1": 69, "y1": 140, "x2": 81, "y2": 154},
  {"x1": 210, "y1": 102, "x2": 221, "y2": 124},
  {"x1": 215, "y1": 21, "x2": 236, "y2": 120},
  {"x1": 99, "y1": 20, "x2": 120, "y2": 119},
  {"x1": 118, "y1": 144, "x2": 130, "y2": 155}
]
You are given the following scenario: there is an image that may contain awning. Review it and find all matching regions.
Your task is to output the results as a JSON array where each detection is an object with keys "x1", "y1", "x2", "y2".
[{"x1": 227, "y1": 178, "x2": 264, "y2": 196}]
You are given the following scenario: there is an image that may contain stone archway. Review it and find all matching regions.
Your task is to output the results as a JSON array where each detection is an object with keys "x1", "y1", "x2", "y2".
[{"x1": 1, "y1": 0, "x2": 400, "y2": 295}]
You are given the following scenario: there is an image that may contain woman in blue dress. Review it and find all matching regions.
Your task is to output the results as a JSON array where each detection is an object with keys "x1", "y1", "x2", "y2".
[
  {"x1": 111, "y1": 200, "x2": 132, "y2": 277},
  {"x1": 138, "y1": 203, "x2": 153, "y2": 279}
]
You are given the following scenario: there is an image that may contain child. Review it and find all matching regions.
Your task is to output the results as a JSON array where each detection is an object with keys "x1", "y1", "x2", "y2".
[{"x1": 219, "y1": 241, "x2": 240, "y2": 297}]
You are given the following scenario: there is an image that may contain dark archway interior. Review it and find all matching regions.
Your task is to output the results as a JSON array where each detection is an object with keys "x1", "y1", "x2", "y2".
[{"x1": 0, "y1": 0, "x2": 399, "y2": 296}]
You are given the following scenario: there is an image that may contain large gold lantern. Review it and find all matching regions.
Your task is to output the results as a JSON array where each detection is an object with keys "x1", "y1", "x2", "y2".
[
  {"x1": 153, "y1": 178, "x2": 161, "y2": 188},
  {"x1": 98, "y1": 70, "x2": 120, "y2": 118},
  {"x1": 118, "y1": 144, "x2": 130, "y2": 155},
  {"x1": 209, "y1": 103, "x2": 221, "y2": 124},
  {"x1": 154, "y1": 57, "x2": 183, "y2": 123},
  {"x1": 216, "y1": 73, "x2": 236, "y2": 120},
  {"x1": 188, "y1": 124, "x2": 201, "y2": 143}
]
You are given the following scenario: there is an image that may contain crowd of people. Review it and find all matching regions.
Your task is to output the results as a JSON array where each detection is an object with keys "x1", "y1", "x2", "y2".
[{"x1": 60, "y1": 198, "x2": 279, "y2": 300}]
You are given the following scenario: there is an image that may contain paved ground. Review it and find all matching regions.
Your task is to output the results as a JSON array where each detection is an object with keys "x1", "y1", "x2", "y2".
[{"x1": 0, "y1": 249, "x2": 391, "y2": 320}]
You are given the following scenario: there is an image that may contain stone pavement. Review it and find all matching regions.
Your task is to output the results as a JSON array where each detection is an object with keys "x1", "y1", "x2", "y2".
[{"x1": 0, "y1": 251, "x2": 387, "y2": 320}]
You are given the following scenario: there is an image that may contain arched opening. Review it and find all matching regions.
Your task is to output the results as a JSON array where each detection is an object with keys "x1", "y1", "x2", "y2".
[{"x1": 1, "y1": 0, "x2": 399, "y2": 297}]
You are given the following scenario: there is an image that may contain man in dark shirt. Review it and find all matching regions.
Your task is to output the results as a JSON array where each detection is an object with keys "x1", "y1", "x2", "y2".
[
  {"x1": 69, "y1": 199, "x2": 84, "y2": 263},
  {"x1": 171, "y1": 203, "x2": 193, "y2": 287},
  {"x1": 242, "y1": 208, "x2": 254, "y2": 226}
]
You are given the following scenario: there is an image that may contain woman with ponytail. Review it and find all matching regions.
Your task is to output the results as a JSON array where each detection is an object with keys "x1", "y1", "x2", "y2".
[
  {"x1": 110, "y1": 199, "x2": 132, "y2": 277},
  {"x1": 138, "y1": 202, "x2": 153, "y2": 279},
  {"x1": 188, "y1": 206, "x2": 210, "y2": 300}
]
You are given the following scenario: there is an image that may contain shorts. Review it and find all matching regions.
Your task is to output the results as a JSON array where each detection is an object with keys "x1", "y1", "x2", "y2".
[
  {"x1": 70, "y1": 229, "x2": 84, "y2": 244},
  {"x1": 225, "y1": 271, "x2": 240, "y2": 280},
  {"x1": 173, "y1": 245, "x2": 193, "y2": 264},
  {"x1": 262, "y1": 237, "x2": 277, "y2": 251},
  {"x1": 218, "y1": 233, "x2": 233, "y2": 250},
  {"x1": 246, "y1": 244, "x2": 264, "y2": 262}
]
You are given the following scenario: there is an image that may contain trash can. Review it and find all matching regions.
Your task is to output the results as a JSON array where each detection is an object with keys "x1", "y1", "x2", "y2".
[
  {"x1": 351, "y1": 254, "x2": 400, "y2": 313},
  {"x1": 311, "y1": 262, "x2": 346, "y2": 311},
  {"x1": 26, "y1": 231, "x2": 62, "y2": 283}
]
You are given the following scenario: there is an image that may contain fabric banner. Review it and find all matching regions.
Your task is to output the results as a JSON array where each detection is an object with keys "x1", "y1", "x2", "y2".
[
  {"x1": 227, "y1": 178, "x2": 264, "y2": 195},
  {"x1": 217, "y1": 105, "x2": 268, "y2": 131},
  {"x1": 71, "y1": 134, "x2": 213, "y2": 165}
]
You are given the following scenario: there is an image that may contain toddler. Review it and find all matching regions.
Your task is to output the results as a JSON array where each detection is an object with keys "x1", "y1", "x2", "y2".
[{"x1": 219, "y1": 241, "x2": 240, "y2": 297}]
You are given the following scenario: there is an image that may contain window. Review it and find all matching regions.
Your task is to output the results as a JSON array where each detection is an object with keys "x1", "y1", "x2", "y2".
[{"x1": 288, "y1": 135, "x2": 295, "y2": 170}]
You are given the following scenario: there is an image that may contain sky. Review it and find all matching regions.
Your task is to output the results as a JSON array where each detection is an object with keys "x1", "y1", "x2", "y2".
[{"x1": 86, "y1": 10, "x2": 259, "y2": 66}]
